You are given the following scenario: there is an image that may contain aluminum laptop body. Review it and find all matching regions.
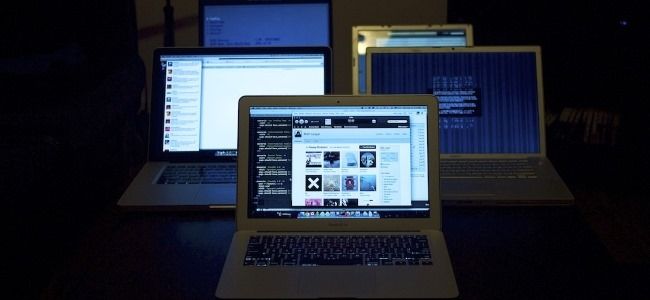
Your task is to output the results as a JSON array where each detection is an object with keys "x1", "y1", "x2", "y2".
[
  {"x1": 352, "y1": 24, "x2": 474, "y2": 95},
  {"x1": 215, "y1": 95, "x2": 458, "y2": 298},
  {"x1": 366, "y1": 46, "x2": 573, "y2": 205},
  {"x1": 117, "y1": 47, "x2": 331, "y2": 210}
]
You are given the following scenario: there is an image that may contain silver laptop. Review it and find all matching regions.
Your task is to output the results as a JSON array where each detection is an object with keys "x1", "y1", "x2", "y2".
[
  {"x1": 117, "y1": 47, "x2": 331, "y2": 210},
  {"x1": 352, "y1": 24, "x2": 474, "y2": 95},
  {"x1": 366, "y1": 46, "x2": 574, "y2": 205},
  {"x1": 216, "y1": 95, "x2": 458, "y2": 299}
]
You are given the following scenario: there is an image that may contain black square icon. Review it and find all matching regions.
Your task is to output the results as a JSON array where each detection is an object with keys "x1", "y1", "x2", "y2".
[{"x1": 305, "y1": 175, "x2": 322, "y2": 191}]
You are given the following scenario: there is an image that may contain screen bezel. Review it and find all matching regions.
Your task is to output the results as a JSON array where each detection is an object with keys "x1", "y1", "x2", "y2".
[
  {"x1": 199, "y1": 0, "x2": 332, "y2": 48},
  {"x1": 236, "y1": 95, "x2": 442, "y2": 232}
]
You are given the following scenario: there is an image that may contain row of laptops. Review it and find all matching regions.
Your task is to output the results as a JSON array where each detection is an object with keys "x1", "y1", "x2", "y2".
[
  {"x1": 118, "y1": 44, "x2": 573, "y2": 210},
  {"x1": 121, "y1": 2, "x2": 568, "y2": 297}
]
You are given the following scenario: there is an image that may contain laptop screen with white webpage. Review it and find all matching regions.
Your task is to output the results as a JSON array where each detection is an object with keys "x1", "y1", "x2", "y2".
[
  {"x1": 352, "y1": 24, "x2": 474, "y2": 94},
  {"x1": 215, "y1": 95, "x2": 457, "y2": 299},
  {"x1": 366, "y1": 46, "x2": 573, "y2": 205},
  {"x1": 150, "y1": 47, "x2": 331, "y2": 160},
  {"x1": 117, "y1": 47, "x2": 331, "y2": 210}
]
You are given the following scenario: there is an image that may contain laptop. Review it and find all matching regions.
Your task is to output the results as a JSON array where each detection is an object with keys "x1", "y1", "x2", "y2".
[
  {"x1": 352, "y1": 24, "x2": 474, "y2": 95},
  {"x1": 366, "y1": 46, "x2": 574, "y2": 205},
  {"x1": 199, "y1": 0, "x2": 331, "y2": 48},
  {"x1": 117, "y1": 47, "x2": 331, "y2": 210},
  {"x1": 215, "y1": 95, "x2": 458, "y2": 299}
]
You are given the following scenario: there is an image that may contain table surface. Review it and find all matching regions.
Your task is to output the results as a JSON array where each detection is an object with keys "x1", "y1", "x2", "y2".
[{"x1": 43, "y1": 200, "x2": 645, "y2": 300}]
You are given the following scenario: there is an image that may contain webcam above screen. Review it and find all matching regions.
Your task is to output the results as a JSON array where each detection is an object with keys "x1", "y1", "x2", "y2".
[{"x1": 199, "y1": 0, "x2": 332, "y2": 48}]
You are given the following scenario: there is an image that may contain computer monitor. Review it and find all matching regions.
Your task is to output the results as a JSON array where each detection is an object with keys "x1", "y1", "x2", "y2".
[
  {"x1": 352, "y1": 24, "x2": 474, "y2": 94},
  {"x1": 199, "y1": 0, "x2": 332, "y2": 48}
]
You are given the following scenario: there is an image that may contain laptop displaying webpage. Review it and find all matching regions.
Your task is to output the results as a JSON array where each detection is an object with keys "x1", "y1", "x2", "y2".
[
  {"x1": 200, "y1": 0, "x2": 330, "y2": 47},
  {"x1": 370, "y1": 51, "x2": 540, "y2": 154},
  {"x1": 159, "y1": 53, "x2": 326, "y2": 156},
  {"x1": 247, "y1": 105, "x2": 430, "y2": 219},
  {"x1": 355, "y1": 27, "x2": 470, "y2": 94}
]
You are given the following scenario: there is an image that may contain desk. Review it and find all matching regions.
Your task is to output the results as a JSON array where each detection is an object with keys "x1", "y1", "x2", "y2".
[{"x1": 44, "y1": 204, "x2": 639, "y2": 299}]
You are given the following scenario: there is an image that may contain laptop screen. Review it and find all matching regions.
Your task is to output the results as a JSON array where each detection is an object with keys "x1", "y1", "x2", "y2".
[
  {"x1": 199, "y1": 0, "x2": 331, "y2": 47},
  {"x1": 353, "y1": 25, "x2": 473, "y2": 94},
  {"x1": 154, "y1": 49, "x2": 329, "y2": 159},
  {"x1": 369, "y1": 49, "x2": 541, "y2": 154},
  {"x1": 247, "y1": 105, "x2": 430, "y2": 219}
]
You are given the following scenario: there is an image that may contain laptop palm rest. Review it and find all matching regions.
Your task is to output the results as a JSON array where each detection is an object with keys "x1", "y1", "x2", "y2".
[
  {"x1": 298, "y1": 268, "x2": 376, "y2": 298},
  {"x1": 442, "y1": 178, "x2": 573, "y2": 204}
]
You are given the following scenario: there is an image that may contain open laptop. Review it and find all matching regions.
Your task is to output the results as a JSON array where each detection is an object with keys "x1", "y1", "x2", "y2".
[
  {"x1": 117, "y1": 47, "x2": 331, "y2": 210},
  {"x1": 352, "y1": 24, "x2": 474, "y2": 94},
  {"x1": 216, "y1": 95, "x2": 458, "y2": 299},
  {"x1": 366, "y1": 46, "x2": 574, "y2": 205},
  {"x1": 199, "y1": 0, "x2": 331, "y2": 48}
]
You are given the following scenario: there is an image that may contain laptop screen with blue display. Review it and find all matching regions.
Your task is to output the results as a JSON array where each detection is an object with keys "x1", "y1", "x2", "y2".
[{"x1": 368, "y1": 47, "x2": 542, "y2": 154}]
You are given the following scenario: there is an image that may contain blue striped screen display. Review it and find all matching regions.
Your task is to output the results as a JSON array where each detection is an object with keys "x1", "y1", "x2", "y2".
[{"x1": 370, "y1": 51, "x2": 540, "y2": 154}]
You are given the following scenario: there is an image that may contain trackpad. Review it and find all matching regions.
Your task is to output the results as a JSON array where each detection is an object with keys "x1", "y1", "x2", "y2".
[
  {"x1": 195, "y1": 185, "x2": 235, "y2": 205},
  {"x1": 442, "y1": 179, "x2": 498, "y2": 198},
  {"x1": 298, "y1": 268, "x2": 376, "y2": 298}
]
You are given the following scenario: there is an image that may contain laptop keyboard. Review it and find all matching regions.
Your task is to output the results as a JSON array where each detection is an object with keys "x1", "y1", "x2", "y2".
[
  {"x1": 441, "y1": 159, "x2": 537, "y2": 178},
  {"x1": 244, "y1": 234, "x2": 432, "y2": 267},
  {"x1": 156, "y1": 164, "x2": 236, "y2": 184}
]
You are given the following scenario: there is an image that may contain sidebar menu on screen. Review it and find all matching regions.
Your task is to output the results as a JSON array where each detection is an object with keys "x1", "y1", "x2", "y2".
[{"x1": 163, "y1": 59, "x2": 202, "y2": 152}]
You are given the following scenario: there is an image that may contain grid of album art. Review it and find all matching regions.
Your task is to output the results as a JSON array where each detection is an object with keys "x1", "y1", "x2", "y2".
[{"x1": 301, "y1": 149, "x2": 378, "y2": 207}]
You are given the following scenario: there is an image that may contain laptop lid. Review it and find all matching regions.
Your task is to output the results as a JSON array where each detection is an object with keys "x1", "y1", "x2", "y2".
[
  {"x1": 366, "y1": 46, "x2": 547, "y2": 159},
  {"x1": 236, "y1": 95, "x2": 441, "y2": 232},
  {"x1": 150, "y1": 47, "x2": 331, "y2": 163},
  {"x1": 352, "y1": 24, "x2": 474, "y2": 94},
  {"x1": 199, "y1": 0, "x2": 332, "y2": 48}
]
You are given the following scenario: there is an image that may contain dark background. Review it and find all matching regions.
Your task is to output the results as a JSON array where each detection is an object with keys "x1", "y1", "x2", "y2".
[
  {"x1": 3, "y1": 1, "x2": 147, "y2": 298},
  {"x1": 450, "y1": 0, "x2": 649, "y2": 191},
  {"x1": 3, "y1": 0, "x2": 647, "y2": 298}
]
